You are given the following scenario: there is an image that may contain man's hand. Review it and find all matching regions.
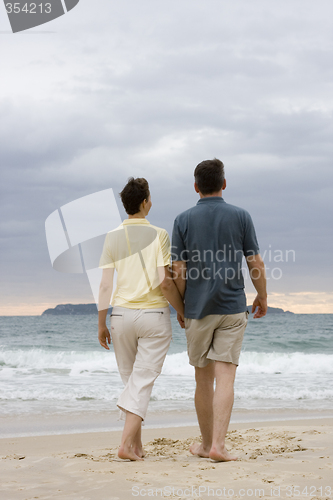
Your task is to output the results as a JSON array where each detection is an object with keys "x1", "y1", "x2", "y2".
[
  {"x1": 251, "y1": 294, "x2": 268, "y2": 319},
  {"x1": 98, "y1": 325, "x2": 111, "y2": 350},
  {"x1": 177, "y1": 312, "x2": 185, "y2": 329}
]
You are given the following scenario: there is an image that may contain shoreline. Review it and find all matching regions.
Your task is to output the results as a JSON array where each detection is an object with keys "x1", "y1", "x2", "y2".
[{"x1": 1, "y1": 408, "x2": 333, "y2": 439}]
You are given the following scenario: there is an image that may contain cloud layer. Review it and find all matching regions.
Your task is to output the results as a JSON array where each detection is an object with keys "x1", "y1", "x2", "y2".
[{"x1": 1, "y1": 0, "x2": 332, "y2": 313}]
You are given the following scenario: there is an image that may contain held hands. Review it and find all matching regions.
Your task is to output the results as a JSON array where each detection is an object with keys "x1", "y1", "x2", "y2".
[
  {"x1": 252, "y1": 294, "x2": 268, "y2": 319},
  {"x1": 98, "y1": 325, "x2": 111, "y2": 350},
  {"x1": 177, "y1": 312, "x2": 185, "y2": 329}
]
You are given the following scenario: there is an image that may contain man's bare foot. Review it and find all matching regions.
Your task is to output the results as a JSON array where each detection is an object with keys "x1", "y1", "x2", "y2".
[
  {"x1": 209, "y1": 445, "x2": 238, "y2": 462},
  {"x1": 190, "y1": 442, "x2": 211, "y2": 458},
  {"x1": 118, "y1": 445, "x2": 143, "y2": 461}
]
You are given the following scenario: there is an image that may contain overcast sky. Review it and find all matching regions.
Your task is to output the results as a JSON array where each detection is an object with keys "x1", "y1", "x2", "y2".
[{"x1": 1, "y1": 0, "x2": 332, "y2": 314}]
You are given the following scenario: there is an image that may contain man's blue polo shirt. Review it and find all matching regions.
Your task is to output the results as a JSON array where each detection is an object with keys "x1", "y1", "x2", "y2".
[{"x1": 172, "y1": 197, "x2": 260, "y2": 319}]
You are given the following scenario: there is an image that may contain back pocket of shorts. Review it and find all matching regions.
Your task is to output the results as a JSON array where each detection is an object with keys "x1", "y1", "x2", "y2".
[
  {"x1": 110, "y1": 313, "x2": 123, "y2": 334},
  {"x1": 143, "y1": 310, "x2": 171, "y2": 336}
]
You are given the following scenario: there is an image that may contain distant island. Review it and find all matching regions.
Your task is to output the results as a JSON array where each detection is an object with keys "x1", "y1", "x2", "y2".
[
  {"x1": 251, "y1": 306, "x2": 294, "y2": 315},
  {"x1": 42, "y1": 304, "x2": 294, "y2": 315},
  {"x1": 42, "y1": 304, "x2": 112, "y2": 316}
]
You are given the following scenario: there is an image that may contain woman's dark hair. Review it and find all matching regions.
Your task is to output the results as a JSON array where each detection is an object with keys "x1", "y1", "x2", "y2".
[
  {"x1": 120, "y1": 177, "x2": 150, "y2": 215},
  {"x1": 194, "y1": 158, "x2": 225, "y2": 195}
]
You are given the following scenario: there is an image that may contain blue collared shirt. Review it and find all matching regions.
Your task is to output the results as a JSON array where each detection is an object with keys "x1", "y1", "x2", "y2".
[{"x1": 172, "y1": 197, "x2": 260, "y2": 319}]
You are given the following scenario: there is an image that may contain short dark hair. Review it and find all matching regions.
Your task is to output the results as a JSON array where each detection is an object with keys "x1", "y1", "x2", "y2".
[
  {"x1": 194, "y1": 158, "x2": 225, "y2": 195},
  {"x1": 120, "y1": 177, "x2": 150, "y2": 215}
]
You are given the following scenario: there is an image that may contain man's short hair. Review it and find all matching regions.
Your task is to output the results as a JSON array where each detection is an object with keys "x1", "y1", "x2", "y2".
[
  {"x1": 194, "y1": 158, "x2": 225, "y2": 195},
  {"x1": 120, "y1": 177, "x2": 150, "y2": 215}
]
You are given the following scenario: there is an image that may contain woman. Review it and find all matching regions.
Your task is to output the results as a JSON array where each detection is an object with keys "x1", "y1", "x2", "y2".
[{"x1": 98, "y1": 177, "x2": 184, "y2": 461}]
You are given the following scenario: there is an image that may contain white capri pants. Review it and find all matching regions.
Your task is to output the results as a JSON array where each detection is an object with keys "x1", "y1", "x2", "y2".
[{"x1": 110, "y1": 306, "x2": 172, "y2": 420}]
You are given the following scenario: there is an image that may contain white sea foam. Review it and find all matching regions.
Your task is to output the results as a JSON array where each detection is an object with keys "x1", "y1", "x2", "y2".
[
  {"x1": 161, "y1": 352, "x2": 194, "y2": 377},
  {"x1": 1, "y1": 348, "x2": 333, "y2": 411},
  {"x1": 1, "y1": 348, "x2": 333, "y2": 376},
  {"x1": 163, "y1": 351, "x2": 333, "y2": 375},
  {"x1": 0, "y1": 348, "x2": 118, "y2": 374},
  {"x1": 235, "y1": 385, "x2": 333, "y2": 401},
  {"x1": 238, "y1": 351, "x2": 333, "y2": 374}
]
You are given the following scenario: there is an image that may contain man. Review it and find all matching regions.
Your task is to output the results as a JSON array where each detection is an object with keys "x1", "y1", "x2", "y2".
[{"x1": 172, "y1": 159, "x2": 267, "y2": 462}]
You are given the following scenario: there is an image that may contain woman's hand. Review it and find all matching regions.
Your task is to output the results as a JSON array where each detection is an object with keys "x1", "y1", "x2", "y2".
[{"x1": 98, "y1": 325, "x2": 111, "y2": 350}]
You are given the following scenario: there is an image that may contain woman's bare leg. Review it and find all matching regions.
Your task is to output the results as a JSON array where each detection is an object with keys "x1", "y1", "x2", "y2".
[
  {"x1": 118, "y1": 411, "x2": 143, "y2": 461},
  {"x1": 133, "y1": 423, "x2": 146, "y2": 458}
]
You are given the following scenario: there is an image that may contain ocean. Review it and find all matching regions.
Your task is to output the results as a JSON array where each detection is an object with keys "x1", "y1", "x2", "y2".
[{"x1": 0, "y1": 313, "x2": 333, "y2": 436}]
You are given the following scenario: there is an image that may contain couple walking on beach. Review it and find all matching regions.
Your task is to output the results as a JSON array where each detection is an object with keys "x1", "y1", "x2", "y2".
[{"x1": 98, "y1": 158, "x2": 267, "y2": 461}]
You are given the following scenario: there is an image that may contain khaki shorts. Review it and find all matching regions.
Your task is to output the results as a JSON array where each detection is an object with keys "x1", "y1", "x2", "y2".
[{"x1": 185, "y1": 311, "x2": 249, "y2": 367}]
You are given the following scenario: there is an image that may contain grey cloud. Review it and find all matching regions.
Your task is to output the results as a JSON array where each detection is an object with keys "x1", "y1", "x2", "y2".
[{"x1": 1, "y1": 0, "x2": 333, "y2": 308}]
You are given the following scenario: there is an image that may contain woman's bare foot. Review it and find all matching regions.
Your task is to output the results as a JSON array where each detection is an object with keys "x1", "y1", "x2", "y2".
[
  {"x1": 189, "y1": 442, "x2": 210, "y2": 458},
  {"x1": 118, "y1": 445, "x2": 143, "y2": 461},
  {"x1": 209, "y1": 445, "x2": 238, "y2": 462},
  {"x1": 134, "y1": 445, "x2": 146, "y2": 458}
]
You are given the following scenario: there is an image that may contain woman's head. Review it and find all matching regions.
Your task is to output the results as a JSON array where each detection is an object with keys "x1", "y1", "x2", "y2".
[{"x1": 120, "y1": 177, "x2": 150, "y2": 215}]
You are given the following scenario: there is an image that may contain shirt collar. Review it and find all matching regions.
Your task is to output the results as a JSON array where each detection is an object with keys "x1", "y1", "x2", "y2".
[
  {"x1": 122, "y1": 218, "x2": 150, "y2": 225},
  {"x1": 197, "y1": 197, "x2": 225, "y2": 205}
]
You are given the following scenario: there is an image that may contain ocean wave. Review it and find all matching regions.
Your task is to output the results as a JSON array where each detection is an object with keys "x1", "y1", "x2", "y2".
[
  {"x1": 0, "y1": 348, "x2": 118, "y2": 376},
  {"x1": 235, "y1": 386, "x2": 333, "y2": 401},
  {"x1": 162, "y1": 351, "x2": 333, "y2": 375},
  {"x1": 1, "y1": 348, "x2": 333, "y2": 377},
  {"x1": 238, "y1": 351, "x2": 333, "y2": 374},
  {"x1": 0, "y1": 385, "x2": 122, "y2": 401}
]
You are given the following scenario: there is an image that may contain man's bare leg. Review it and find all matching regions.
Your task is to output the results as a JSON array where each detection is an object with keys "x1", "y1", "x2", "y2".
[
  {"x1": 118, "y1": 411, "x2": 143, "y2": 461},
  {"x1": 209, "y1": 361, "x2": 238, "y2": 462},
  {"x1": 190, "y1": 362, "x2": 215, "y2": 458}
]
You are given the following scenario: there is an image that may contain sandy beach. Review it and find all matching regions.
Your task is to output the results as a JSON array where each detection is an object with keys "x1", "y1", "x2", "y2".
[{"x1": 1, "y1": 417, "x2": 332, "y2": 500}]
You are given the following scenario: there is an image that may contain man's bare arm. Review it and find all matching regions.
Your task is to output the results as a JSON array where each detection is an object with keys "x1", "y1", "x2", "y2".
[
  {"x1": 98, "y1": 268, "x2": 114, "y2": 349},
  {"x1": 245, "y1": 253, "x2": 268, "y2": 319}
]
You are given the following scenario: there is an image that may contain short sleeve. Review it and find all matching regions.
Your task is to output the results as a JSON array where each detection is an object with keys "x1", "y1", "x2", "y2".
[
  {"x1": 242, "y1": 211, "x2": 260, "y2": 257},
  {"x1": 157, "y1": 229, "x2": 171, "y2": 267},
  {"x1": 171, "y1": 218, "x2": 186, "y2": 261},
  {"x1": 99, "y1": 233, "x2": 115, "y2": 269}
]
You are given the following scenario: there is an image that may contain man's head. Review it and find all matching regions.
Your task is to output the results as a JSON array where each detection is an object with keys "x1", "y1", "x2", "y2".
[
  {"x1": 194, "y1": 158, "x2": 226, "y2": 196},
  {"x1": 120, "y1": 177, "x2": 150, "y2": 215}
]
